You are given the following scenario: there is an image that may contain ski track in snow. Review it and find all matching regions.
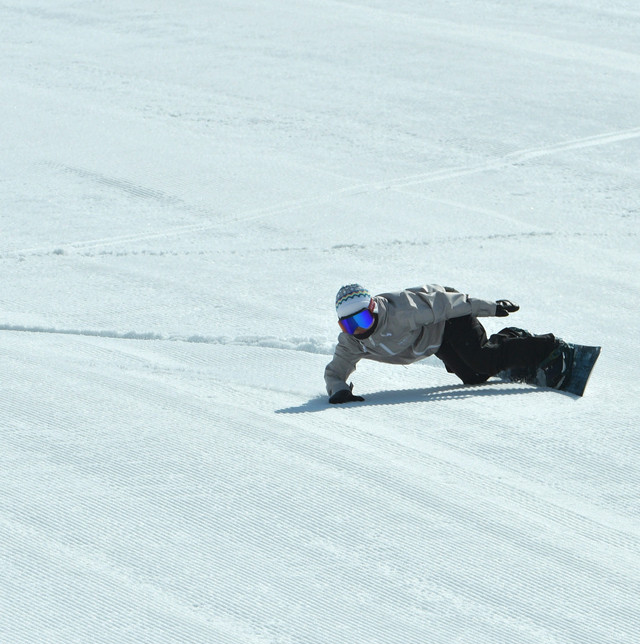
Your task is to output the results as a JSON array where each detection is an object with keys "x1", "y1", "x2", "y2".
[
  {"x1": 384, "y1": 125, "x2": 640, "y2": 190},
  {"x1": 7, "y1": 229, "x2": 638, "y2": 263},
  {"x1": 3, "y1": 124, "x2": 638, "y2": 258}
]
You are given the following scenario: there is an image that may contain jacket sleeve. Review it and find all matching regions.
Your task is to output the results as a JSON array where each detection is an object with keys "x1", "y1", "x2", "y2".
[
  {"x1": 324, "y1": 334, "x2": 365, "y2": 396},
  {"x1": 408, "y1": 285, "x2": 497, "y2": 326}
]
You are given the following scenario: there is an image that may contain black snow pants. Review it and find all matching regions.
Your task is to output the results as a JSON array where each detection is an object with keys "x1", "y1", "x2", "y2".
[{"x1": 435, "y1": 315, "x2": 556, "y2": 385}]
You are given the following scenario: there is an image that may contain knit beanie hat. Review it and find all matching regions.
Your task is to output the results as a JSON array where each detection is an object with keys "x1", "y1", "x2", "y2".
[{"x1": 335, "y1": 284, "x2": 374, "y2": 318}]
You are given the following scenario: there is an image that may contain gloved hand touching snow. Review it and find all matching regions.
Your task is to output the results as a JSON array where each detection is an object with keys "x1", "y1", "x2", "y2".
[
  {"x1": 495, "y1": 300, "x2": 520, "y2": 317},
  {"x1": 329, "y1": 384, "x2": 365, "y2": 404}
]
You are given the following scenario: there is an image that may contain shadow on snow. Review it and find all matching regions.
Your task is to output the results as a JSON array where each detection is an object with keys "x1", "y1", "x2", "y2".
[{"x1": 276, "y1": 380, "x2": 564, "y2": 414}]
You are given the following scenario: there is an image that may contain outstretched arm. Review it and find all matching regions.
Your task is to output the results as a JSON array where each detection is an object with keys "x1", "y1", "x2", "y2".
[
  {"x1": 406, "y1": 285, "x2": 500, "y2": 326},
  {"x1": 324, "y1": 336, "x2": 365, "y2": 402}
]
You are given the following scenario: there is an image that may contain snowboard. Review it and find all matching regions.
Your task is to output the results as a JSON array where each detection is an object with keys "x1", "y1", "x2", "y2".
[{"x1": 499, "y1": 343, "x2": 601, "y2": 396}]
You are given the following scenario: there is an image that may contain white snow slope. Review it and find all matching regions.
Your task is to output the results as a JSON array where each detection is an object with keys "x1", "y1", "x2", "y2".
[{"x1": 2, "y1": 1, "x2": 640, "y2": 642}]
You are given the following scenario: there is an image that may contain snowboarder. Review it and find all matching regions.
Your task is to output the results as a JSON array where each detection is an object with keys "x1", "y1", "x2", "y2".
[{"x1": 325, "y1": 283, "x2": 571, "y2": 404}]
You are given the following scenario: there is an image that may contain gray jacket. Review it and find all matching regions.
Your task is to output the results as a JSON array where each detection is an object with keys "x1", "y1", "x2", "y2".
[{"x1": 324, "y1": 284, "x2": 498, "y2": 395}]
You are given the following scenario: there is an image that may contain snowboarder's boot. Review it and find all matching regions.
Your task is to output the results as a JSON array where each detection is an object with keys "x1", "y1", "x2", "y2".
[
  {"x1": 491, "y1": 327, "x2": 536, "y2": 383},
  {"x1": 536, "y1": 339, "x2": 574, "y2": 389}
]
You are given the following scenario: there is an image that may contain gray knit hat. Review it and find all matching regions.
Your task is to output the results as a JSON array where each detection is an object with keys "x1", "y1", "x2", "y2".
[{"x1": 335, "y1": 284, "x2": 373, "y2": 318}]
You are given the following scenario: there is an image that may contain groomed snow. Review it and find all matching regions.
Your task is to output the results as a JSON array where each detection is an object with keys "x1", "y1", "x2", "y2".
[{"x1": 2, "y1": 1, "x2": 639, "y2": 642}]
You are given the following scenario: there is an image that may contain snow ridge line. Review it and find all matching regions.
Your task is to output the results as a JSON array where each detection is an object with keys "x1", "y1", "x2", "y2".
[{"x1": 0, "y1": 324, "x2": 334, "y2": 355}]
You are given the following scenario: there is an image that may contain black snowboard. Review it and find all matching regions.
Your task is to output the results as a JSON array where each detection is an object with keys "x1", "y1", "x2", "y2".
[{"x1": 499, "y1": 343, "x2": 601, "y2": 396}]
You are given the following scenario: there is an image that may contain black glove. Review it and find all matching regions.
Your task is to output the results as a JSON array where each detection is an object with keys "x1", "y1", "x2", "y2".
[
  {"x1": 329, "y1": 386, "x2": 365, "y2": 404},
  {"x1": 495, "y1": 299, "x2": 520, "y2": 317}
]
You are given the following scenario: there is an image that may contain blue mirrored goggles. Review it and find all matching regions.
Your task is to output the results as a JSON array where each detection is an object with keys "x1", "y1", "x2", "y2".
[{"x1": 338, "y1": 308, "x2": 376, "y2": 335}]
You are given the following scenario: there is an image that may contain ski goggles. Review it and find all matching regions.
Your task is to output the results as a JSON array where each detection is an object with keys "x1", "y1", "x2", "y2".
[{"x1": 338, "y1": 308, "x2": 376, "y2": 335}]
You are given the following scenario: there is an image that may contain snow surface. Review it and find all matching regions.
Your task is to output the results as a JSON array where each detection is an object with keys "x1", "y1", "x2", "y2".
[{"x1": 2, "y1": 1, "x2": 640, "y2": 642}]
